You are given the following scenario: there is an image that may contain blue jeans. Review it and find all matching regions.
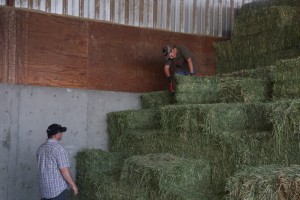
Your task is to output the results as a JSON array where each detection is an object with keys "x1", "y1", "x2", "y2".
[
  {"x1": 175, "y1": 69, "x2": 198, "y2": 75},
  {"x1": 41, "y1": 189, "x2": 68, "y2": 200}
]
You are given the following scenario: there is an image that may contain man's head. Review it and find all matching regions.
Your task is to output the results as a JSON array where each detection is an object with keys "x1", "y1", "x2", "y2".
[
  {"x1": 162, "y1": 46, "x2": 177, "y2": 60},
  {"x1": 46, "y1": 124, "x2": 67, "y2": 139}
]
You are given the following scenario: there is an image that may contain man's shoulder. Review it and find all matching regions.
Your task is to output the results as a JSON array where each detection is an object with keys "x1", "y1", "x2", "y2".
[{"x1": 39, "y1": 140, "x2": 65, "y2": 151}]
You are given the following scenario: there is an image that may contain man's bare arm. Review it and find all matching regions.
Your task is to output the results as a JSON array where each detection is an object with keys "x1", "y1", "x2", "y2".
[{"x1": 60, "y1": 167, "x2": 78, "y2": 195}]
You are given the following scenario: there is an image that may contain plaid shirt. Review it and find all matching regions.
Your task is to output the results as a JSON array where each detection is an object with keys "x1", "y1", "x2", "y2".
[{"x1": 36, "y1": 139, "x2": 70, "y2": 199}]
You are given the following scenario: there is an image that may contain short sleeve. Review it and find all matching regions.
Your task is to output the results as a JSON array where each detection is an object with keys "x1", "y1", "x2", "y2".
[{"x1": 56, "y1": 148, "x2": 70, "y2": 169}]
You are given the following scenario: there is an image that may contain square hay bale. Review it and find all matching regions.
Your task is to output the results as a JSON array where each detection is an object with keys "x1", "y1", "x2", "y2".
[
  {"x1": 232, "y1": 25, "x2": 300, "y2": 58},
  {"x1": 75, "y1": 149, "x2": 126, "y2": 200},
  {"x1": 240, "y1": 0, "x2": 300, "y2": 13},
  {"x1": 269, "y1": 99, "x2": 300, "y2": 164},
  {"x1": 273, "y1": 80, "x2": 300, "y2": 99},
  {"x1": 175, "y1": 76, "x2": 221, "y2": 104},
  {"x1": 214, "y1": 40, "x2": 234, "y2": 62},
  {"x1": 216, "y1": 48, "x2": 300, "y2": 74},
  {"x1": 233, "y1": 6, "x2": 299, "y2": 37},
  {"x1": 141, "y1": 91, "x2": 173, "y2": 109},
  {"x1": 204, "y1": 103, "x2": 272, "y2": 134},
  {"x1": 160, "y1": 104, "x2": 210, "y2": 133},
  {"x1": 94, "y1": 176, "x2": 148, "y2": 200},
  {"x1": 107, "y1": 109, "x2": 161, "y2": 149},
  {"x1": 111, "y1": 127, "x2": 210, "y2": 161},
  {"x1": 110, "y1": 129, "x2": 166, "y2": 156},
  {"x1": 225, "y1": 165, "x2": 300, "y2": 200},
  {"x1": 174, "y1": 76, "x2": 270, "y2": 104},
  {"x1": 220, "y1": 77, "x2": 270, "y2": 103},
  {"x1": 206, "y1": 131, "x2": 274, "y2": 191},
  {"x1": 271, "y1": 57, "x2": 300, "y2": 82},
  {"x1": 120, "y1": 153, "x2": 213, "y2": 200},
  {"x1": 218, "y1": 65, "x2": 274, "y2": 80}
]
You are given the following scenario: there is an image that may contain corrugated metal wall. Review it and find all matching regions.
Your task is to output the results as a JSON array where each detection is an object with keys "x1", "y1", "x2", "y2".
[{"x1": 1, "y1": 0, "x2": 263, "y2": 37}]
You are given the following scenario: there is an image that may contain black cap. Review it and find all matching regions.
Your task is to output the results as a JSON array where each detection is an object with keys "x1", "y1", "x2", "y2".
[
  {"x1": 47, "y1": 124, "x2": 67, "y2": 135},
  {"x1": 162, "y1": 46, "x2": 172, "y2": 60}
]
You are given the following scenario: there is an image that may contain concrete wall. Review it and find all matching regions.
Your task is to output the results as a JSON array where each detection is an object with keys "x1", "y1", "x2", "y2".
[{"x1": 0, "y1": 83, "x2": 141, "y2": 200}]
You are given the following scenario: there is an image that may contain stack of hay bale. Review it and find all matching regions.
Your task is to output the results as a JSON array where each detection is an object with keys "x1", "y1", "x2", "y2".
[
  {"x1": 75, "y1": 0, "x2": 300, "y2": 199},
  {"x1": 214, "y1": 1, "x2": 300, "y2": 73}
]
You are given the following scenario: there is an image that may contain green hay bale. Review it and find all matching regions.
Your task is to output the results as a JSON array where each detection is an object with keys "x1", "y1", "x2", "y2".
[
  {"x1": 233, "y1": 6, "x2": 300, "y2": 37},
  {"x1": 111, "y1": 127, "x2": 210, "y2": 162},
  {"x1": 94, "y1": 176, "x2": 148, "y2": 200},
  {"x1": 174, "y1": 76, "x2": 270, "y2": 104},
  {"x1": 220, "y1": 77, "x2": 270, "y2": 103},
  {"x1": 75, "y1": 149, "x2": 126, "y2": 200},
  {"x1": 216, "y1": 48, "x2": 300, "y2": 74},
  {"x1": 269, "y1": 99, "x2": 300, "y2": 164},
  {"x1": 120, "y1": 153, "x2": 213, "y2": 200},
  {"x1": 175, "y1": 76, "x2": 221, "y2": 104},
  {"x1": 161, "y1": 103, "x2": 271, "y2": 141},
  {"x1": 271, "y1": 57, "x2": 300, "y2": 81},
  {"x1": 225, "y1": 165, "x2": 300, "y2": 200},
  {"x1": 110, "y1": 129, "x2": 165, "y2": 156},
  {"x1": 273, "y1": 80, "x2": 300, "y2": 99},
  {"x1": 232, "y1": 25, "x2": 300, "y2": 58},
  {"x1": 107, "y1": 109, "x2": 161, "y2": 149},
  {"x1": 218, "y1": 65, "x2": 274, "y2": 79},
  {"x1": 240, "y1": 0, "x2": 300, "y2": 13},
  {"x1": 214, "y1": 40, "x2": 234, "y2": 62},
  {"x1": 205, "y1": 103, "x2": 272, "y2": 134},
  {"x1": 218, "y1": 67, "x2": 274, "y2": 99},
  {"x1": 207, "y1": 131, "x2": 274, "y2": 191},
  {"x1": 141, "y1": 91, "x2": 173, "y2": 109},
  {"x1": 160, "y1": 104, "x2": 210, "y2": 133}
]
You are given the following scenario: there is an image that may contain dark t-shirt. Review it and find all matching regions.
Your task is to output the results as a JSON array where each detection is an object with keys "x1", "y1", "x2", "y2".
[{"x1": 164, "y1": 45, "x2": 198, "y2": 73}]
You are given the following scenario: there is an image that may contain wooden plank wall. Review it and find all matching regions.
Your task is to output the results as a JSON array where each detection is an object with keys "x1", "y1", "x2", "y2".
[{"x1": 0, "y1": 6, "x2": 225, "y2": 92}]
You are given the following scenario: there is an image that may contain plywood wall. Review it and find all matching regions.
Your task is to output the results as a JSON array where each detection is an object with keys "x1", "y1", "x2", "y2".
[{"x1": 0, "y1": 6, "x2": 224, "y2": 92}]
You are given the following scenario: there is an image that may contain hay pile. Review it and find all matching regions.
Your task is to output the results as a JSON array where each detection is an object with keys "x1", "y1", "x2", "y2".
[
  {"x1": 160, "y1": 102, "x2": 273, "y2": 191},
  {"x1": 76, "y1": 2, "x2": 300, "y2": 199},
  {"x1": 225, "y1": 165, "x2": 300, "y2": 200},
  {"x1": 120, "y1": 153, "x2": 214, "y2": 200},
  {"x1": 214, "y1": 6, "x2": 300, "y2": 74}
]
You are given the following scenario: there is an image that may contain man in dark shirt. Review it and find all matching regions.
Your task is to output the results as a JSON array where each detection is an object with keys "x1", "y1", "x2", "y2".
[{"x1": 162, "y1": 45, "x2": 200, "y2": 92}]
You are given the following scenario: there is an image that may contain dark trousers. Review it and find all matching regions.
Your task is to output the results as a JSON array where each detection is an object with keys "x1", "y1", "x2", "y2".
[{"x1": 41, "y1": 189, "x2": 68, "y2": 200}]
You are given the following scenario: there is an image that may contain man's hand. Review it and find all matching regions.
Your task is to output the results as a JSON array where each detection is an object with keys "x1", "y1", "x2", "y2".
[
  {"x1": 169, "y1": 82, "x2": 175, "y2": 93},
  {"x1": 167, "y1": 76, "x2": 175, "y2": 93},
  {"x1": 72, "y1": 185, "x2": 78, "y2": 196}
]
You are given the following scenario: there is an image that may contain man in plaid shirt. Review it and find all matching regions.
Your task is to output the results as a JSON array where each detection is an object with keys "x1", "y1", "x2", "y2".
[{"x1": 37, "y1": 124, "x2": 78, "y2": 200}]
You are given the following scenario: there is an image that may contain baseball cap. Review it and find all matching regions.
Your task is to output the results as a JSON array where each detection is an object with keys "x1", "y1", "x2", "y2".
[
  {"x1": 47, "y1": 124, "x2": 67, "y2": 135},
  {"x1": 162, "y1": 46, "x2": 172, "y2": 60}
]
